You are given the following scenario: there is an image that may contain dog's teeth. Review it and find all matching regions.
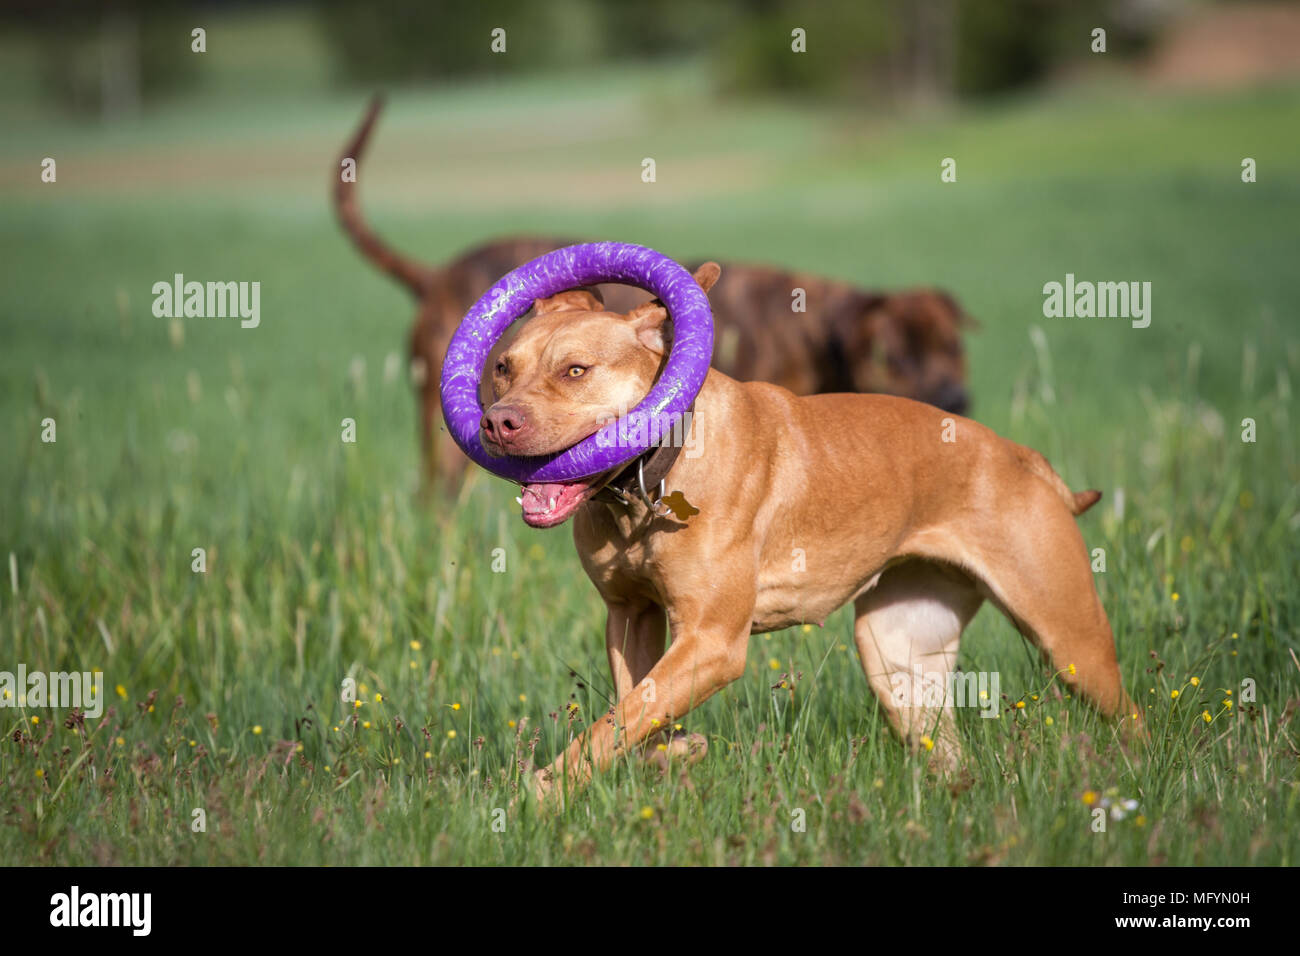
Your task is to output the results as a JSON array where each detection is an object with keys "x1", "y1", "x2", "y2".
[
  {"x1": 515, "y1": 496, "x2": 523, "y2": 506},
  {"x1": 548, "y1": 497, "x2": 557, "y2": 511}
]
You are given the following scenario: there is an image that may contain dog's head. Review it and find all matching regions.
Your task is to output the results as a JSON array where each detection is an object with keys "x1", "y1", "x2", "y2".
[
  {"x1": 840, "y1": 289, "x2": 977, "y2": 414},
  {"x1": 481, "y1": 263, "x2": 721, "y2": 528}
]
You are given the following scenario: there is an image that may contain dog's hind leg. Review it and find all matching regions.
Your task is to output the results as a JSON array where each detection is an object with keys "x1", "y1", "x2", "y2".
[
  {"x1": 935, "y1": 483, "x2": 1139, "y2": 730},
  {"x1": 853, "y1": 560, "x2": 984, "y2": 770}
]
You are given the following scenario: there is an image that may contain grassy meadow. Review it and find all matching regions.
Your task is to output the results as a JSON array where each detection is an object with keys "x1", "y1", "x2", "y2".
[{"x1": 1, "y1": 24, "x2": 1298, "y2": 864}]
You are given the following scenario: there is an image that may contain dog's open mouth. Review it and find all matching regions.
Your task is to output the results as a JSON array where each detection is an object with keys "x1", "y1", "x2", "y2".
[{"x1": 516, "y1": 477, "x2": 605, "y2": 528}]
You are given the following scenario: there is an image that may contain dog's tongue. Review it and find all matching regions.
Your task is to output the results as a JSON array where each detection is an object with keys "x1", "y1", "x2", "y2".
[{"x1": 519, "y1": 479, "x2": 595, "y2": 528}]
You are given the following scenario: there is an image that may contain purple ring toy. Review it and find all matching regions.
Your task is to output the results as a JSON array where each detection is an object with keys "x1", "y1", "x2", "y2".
[{"x1": 439, "y1": 242, "x2": 713, "y2": 484}]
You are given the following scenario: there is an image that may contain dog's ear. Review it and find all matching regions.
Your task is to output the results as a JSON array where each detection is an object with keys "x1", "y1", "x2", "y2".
[
  {"x1": 532, "y1": 287, "x2": 604, "y2": 316},
  {"x1": 624, "y1": 263, "x2": 721, "y2": 355},
  {"x1": 691, "y1": 261, "x2": 721, "y2": 294},
  {"x1": 624, "y1": 301, "x2": 671, "y2": 355},
  {"x1": 933, "y1": 289, "x2": 980, "y2": 331}
]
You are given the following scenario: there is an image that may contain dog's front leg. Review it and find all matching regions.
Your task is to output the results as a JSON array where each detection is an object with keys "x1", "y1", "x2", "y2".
[
  {"x1": 605, "y1": 601, "x2": 711, "y2": 770},
  {"x1": 604, "y1": 601, "x2": 666, "y2": 699},
  {"x1": 534, "y1": 598, "x2": 753, "y2": 806}
]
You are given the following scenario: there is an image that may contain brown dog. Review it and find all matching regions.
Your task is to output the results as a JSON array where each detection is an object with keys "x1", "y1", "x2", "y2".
[
  {"x1": 476, "y1": 266, "x2": 1137, "y2": 805},
  {"x1": 333, "y1": 99, "x2": 976, "y2": 487}
]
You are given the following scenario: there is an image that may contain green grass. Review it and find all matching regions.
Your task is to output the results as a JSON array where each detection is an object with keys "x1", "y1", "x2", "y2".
[{"x1": 1, "y1": 40, "x2": 1298, "y2": 864}]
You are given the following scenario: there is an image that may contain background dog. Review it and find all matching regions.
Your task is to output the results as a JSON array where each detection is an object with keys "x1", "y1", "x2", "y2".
[{"x1": 334, "y1": 99, "x2": 977, "y2": 486}]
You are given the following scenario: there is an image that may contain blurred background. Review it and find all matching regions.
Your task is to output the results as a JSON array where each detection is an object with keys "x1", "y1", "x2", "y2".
[
  {"x1": 2, "y1": 0, "x2": 1298, "y2": 522},
  {"x1": 3, "y1": 0, "x2": 1298, "y2": 554},
  {"x1": 1, "y1": 0, "x2": 1298, "y2": 866},
  {"x1": 3, "y1": 0, "x2": 1298, "y2": 491},
  {"x1": 9, "y1": 0, "x2": 1300, "y2": 115}
]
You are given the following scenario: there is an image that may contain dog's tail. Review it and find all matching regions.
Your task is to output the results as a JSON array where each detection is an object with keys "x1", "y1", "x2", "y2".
[
  {"x1": 1006, "y1": 440, "x2": 1101, "y2": 516},
  {"x1": 334, "y1": 95, "x2": 437, "y2": 298}
]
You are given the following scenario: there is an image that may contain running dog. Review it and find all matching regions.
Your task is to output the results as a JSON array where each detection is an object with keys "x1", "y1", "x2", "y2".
[{"x1": 474, "y1": 266, "x2": 1137, "y2": 806}]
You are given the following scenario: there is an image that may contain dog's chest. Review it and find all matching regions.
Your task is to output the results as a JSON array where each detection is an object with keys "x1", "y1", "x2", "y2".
[{"x1": 573, "y1": 505, "x2": 673, "y2": 603}]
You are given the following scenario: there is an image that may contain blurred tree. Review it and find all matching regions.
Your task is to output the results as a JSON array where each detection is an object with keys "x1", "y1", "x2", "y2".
[
  {"x1": 714, "y1": 0, "x2": 901, "y2": 100},
  {"x1": 587, "y1": 0, "x2": 736, "y2": 58},
  {"x1": 315, "y1": 0, "x2": 569, "y2": 81},
  {"x1": 711, "y1": 0, "x2": 1163, "y2": 102},
  {"x1": 315, "y1": 0, "x2": 743, "y2": 82},
  {"x1": 3, "y1": 0, "x2": 199, "y2": 118},
  {"x1": 953, "y1": 0, "x2": 1065, "y2": 96},
  {"x1": 952, "y1": 0, "x2": 1160, "y2": 96}
]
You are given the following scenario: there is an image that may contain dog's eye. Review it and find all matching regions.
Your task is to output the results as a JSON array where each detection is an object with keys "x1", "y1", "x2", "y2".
[
  {"x1": 566, "y1": 365, "x2": 587, "y2": 378},
  {"x1": 495, "y1": 361, "x2": 507, "y2": 376}
]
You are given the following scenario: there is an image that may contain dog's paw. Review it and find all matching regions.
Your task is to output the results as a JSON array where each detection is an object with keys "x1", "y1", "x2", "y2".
[
  {"x1": 1119, "y1": 709, "x2": 1149, "y2": 751},
  {"x1": 642, "y1": 731, "x2": 708, "y2": 773},
  {"x1": 530, "y1": 767, "x2": 555, "y2": 803},
  {"x1": 917, "y1": 736, "x2": 962, "y2": 774},
  {"x1": 529, "y1": 767, "x2": 570, "y2": 815}
]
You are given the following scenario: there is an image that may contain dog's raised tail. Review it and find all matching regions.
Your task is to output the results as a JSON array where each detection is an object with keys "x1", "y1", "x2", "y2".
[
  {"x1": 1006, "y1": 440, "x2": 1101, "y2": 516},
  {"x1": 1071, "y1": 489, "x2": 1102, "y2": 515},
  {"x1": 334, "y1": 95, "x2": 436, "y2": 298}
]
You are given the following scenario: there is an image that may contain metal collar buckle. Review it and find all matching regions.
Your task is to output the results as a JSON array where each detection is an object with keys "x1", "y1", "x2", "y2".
[
  {"x1": 601, "y1": 448, "x2": 669, "y2": 516},
  {"x1": 637, "y1": 454, "x2": 670, "y2": 516}
]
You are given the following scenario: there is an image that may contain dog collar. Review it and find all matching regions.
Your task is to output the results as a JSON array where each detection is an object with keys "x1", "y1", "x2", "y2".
[{"x1": 594, "y1": 401, "x2": 695, "y2": 518}]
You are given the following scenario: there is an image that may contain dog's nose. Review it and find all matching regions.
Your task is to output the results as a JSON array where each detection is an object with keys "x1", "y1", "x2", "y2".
[
  {"x1": 932, "y1": 383, "x2": 969, "y2": 415},
  {"x1": 481, "y1": 405, "x2": 526, "y2": 447}
]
